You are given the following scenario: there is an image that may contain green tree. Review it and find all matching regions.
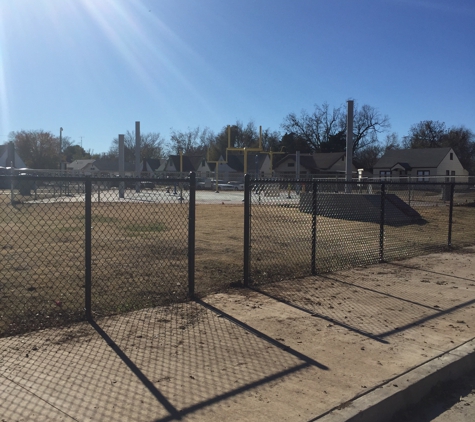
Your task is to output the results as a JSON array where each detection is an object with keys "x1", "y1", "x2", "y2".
[{"x1": 63, "y1": 144, "x2": 91, "y2": 162}]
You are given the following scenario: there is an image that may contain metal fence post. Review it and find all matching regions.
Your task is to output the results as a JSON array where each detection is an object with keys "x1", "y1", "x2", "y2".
[
  {"x1": 188, "y1": 172, "x2": 196, "y2": 298},
  {"x1": 243, "y1": 174, "x2": 251, "y2": 287},
  {"x1": 85, "y1": 177, "x2": 92, "y2": 320},
  {"x1": 379, "y1": 182, "x2": 386, "y2": 263},
  {"x1": 448, "y1": 182, "x2": 455, "y2": 247},
  {"x1": 311, "y1": 180, "x2": 317, "y2": 275}
]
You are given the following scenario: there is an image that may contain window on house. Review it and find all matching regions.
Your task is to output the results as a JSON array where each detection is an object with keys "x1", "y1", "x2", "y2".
[
  {"x1": 450, "y1": 153, "x2": 453, "y2": 160},
  {"x1": 417, "y1": 170, "x2": 430, "y2": 182},
  {"x1": 446, "y1": 170, "x2": 450, "y2": 176},
  {"x1": 287, "y1": 162, "x2": 295, "y2": 167},
  {"x1": 380, "y1": 170, "x2": 391, "y2": 180}
]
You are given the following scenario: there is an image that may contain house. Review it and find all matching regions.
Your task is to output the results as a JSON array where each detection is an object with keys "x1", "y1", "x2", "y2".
[
  {"x1": 87, "y1": 158, "x2": 136, "y2": 176},
  {"x1": 142, "y1": 158, "x2": 167, "y2": 176},
  {"x1": 0, "y1": 143, "x2": 27, "y2": 168},
  {"x1": 372, "y1": 148, "x2": 467, "y2": 182},
  {"x1": 165, "y1": 155, "x2": 211, "y2": 178},
  {"x1": 273, "y1": 152, "x2": 357, "y2": 179},
  {"x1": 216, "y1": 153, "x2": 271, "y2": 180},
  {"x1": 66, "y1": 159, "x2": 96, "y2": 174}
]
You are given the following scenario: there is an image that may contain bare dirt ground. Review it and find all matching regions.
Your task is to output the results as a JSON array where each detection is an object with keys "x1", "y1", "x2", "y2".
[{"x1": 1, "y1": 247, "x2": 475, "y2": 421}]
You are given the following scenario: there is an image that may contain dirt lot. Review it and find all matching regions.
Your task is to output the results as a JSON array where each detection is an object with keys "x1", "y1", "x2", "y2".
[
  {"x1": 1, "y1": 187, "x2": 475, "y2": 338},
  {"x1": 1, "y1": 247, "x2": 475, "y2": 421}
]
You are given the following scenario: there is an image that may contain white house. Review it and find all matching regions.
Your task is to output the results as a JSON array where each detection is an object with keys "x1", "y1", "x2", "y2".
[
  {"x1": 372, "y1": 148, "x2": 467, "y2": 182},
  {"x1": 0, "y1": 144, "x2": 27, "y2": 168}
]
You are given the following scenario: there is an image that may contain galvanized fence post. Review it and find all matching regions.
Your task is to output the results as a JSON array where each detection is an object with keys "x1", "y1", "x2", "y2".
[
  {"x1": 85, "y1": 176, "x2": 92, "y2": 321},
  {"x1": 311, "y1": 180, "x2": 317, "y2": 275},
  {"x1": 188, "y1": 172, "x2": 196, "y2": 298},
  {"x1": 379, "y1": 182, "x2": 386, "y2": 263},
  {"x1": 448, "y1": 182, "x2": 455, "y2": 247},
  {"x1": 243, "y1": 174, "x2": 251, "y2": 287}
]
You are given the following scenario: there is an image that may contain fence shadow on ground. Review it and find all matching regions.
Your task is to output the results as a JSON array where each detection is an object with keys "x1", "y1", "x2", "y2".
[
  {"x1": 251, "y1": 258, "x2": 475, "y2": 343},
  {"x1": 0, "y1": 301, "x2": 328, "y2": 421}
]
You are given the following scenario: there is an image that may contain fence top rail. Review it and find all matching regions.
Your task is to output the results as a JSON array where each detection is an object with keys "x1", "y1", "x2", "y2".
[
  {"x1": 0, "y1": 174, "x2": 193, "y2": 184},
  {"x1": 248, "y1": 177, "x2": 474, "y2": 187}
]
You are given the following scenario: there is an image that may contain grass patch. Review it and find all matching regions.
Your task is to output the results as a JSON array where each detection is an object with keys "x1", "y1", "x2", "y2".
[{"x1": 124, "y1": 222, "x2": 167, "y2": 235}]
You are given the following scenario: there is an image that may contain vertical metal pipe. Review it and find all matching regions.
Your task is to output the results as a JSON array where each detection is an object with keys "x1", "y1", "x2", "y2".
[
  {"x1": 119, "y1": 134, "x2": 125, "y2": 199},
  {"x1": 243, "y1": 174, "x2": 251, "y2": 287},
  {"x1": 85, "y1": 177, "x2": 92, "y2": 320},
  {"x1": 346, "y1": 100, "x2": 354, "y2": 193},
  {"x1": 379, "y1": 182, "x2": 386, "y2": 263},
  {"x1": 135, "y1": 121, "x2": 141, "y2": 192},
  {"x1": 311, "y1": 180, "x2": 317, "y2": 275},
  {"x1": 448, "y1": 183, "x2": 455, "y2": 247},
  {"x1": 188, "y1": 172, "x2": 196, "y2": 298}
]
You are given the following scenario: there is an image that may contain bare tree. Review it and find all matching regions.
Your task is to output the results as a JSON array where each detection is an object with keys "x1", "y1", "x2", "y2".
[
  {"x1": 402, "y1": 121, "x2": 447, "y2": 149},
  {"x1": 281, "y1": 102, "x2": 390, "y2": 153},
  {"x1": 168, "y1": 127, "x2": 213, "y2": 155},
  {"x1": 109, "y1": 131, "x2": 165, "y2": 161}
]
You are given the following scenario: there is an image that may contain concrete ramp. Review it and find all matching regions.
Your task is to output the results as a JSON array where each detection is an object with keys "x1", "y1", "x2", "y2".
[{"x1": 299, "y1": 192, "x2": 424, "y2": 226}]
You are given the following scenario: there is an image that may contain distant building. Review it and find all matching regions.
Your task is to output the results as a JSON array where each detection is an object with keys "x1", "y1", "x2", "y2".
[
  {"x1": 0, "y1": 143, "x2": 27, "y2": 168},
  {"x1": 273, "y1": 152, "x2": 357, "y2": 179},
  {"x1": 216, "y1": 153, "x2": 271, "y2": 180},
  {"x1": 66, "y1": 159, "x2": 96, "y2": 174},
  {"x1": 142, "y1": 158, "x2": 167, "y2": 176},
  {"x1": 372, "y1": 148, "x2": 468, "y2": 182},
  {"x1": 87, "y1": 158, "x2": 136, "y2": 176},
  {"x1": 165, "y1": 155, "x2": 211, "y2": 178}
]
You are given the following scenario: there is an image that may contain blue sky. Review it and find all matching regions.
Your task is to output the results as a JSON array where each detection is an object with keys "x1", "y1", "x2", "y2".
[{"x1": 1, "y1": 0, "x2": 474, "y2": 154}]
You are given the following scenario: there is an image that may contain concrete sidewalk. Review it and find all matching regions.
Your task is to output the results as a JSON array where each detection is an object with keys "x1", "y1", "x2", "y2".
[{"x1": 1, "y1": 248, "x2": 475, "y2": 421}]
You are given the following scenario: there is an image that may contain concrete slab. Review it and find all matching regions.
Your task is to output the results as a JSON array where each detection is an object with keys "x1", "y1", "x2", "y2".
[{"x1": 1, "y1": 248, "x2": 475, "y2": 421}]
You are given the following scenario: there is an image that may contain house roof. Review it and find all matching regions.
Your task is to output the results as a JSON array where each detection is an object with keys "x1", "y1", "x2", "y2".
[
  {"x1": 313, "y1": 152, "x2": 346, "y2": 170},
  {"x1": 373, "y1": 148, "x2": 452, "y2": 169},
  {"x1": 92, "y1": 158, "x2": 135, "y2": 172},
  {"x1": 0, "y1": 144, "x2": 26, "y2": 168},
  {"x1": 168, "y1": 155, "x2": 205, "y2": 172},
  {"x1": 274, "y1": 152, "x2": 346, "y2": 172},
  {"x1": 67, "y1": 159, "x2": 96, "y2": 170},
  {"x1": 224, "y1": 153, "x2": 267, "y2": 173},
  {"x1": 143, "y1": 158, "x2": 165, "y2": 171}
]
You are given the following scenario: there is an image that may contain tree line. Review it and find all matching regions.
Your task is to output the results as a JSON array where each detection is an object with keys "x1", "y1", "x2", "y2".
[{"x1": 5, "y1": 101, "x2": 475, "y2": 173}]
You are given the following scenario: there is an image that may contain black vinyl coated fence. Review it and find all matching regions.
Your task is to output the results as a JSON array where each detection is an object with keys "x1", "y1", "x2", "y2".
[
  {"x1": 1, "y1": 174, "x2": 195, "y2": 337},
  {"x1": 244, "y1": 176, "x2": 475, "y2": 286},
  {"x1": 2, "y1": 173, "x2": 475, "y2": 338}
]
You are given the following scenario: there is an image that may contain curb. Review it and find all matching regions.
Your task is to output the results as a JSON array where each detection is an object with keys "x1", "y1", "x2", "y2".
[{"x1": 314, "y1": 338, "x2": 475, "y2": 422}]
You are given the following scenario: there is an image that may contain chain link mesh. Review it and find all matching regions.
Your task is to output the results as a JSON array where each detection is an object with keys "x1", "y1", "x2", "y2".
[
  {"x1": 90, "y1": 178, "x2": 190, "y2": 317},
  {"x1": 2, "y1": 173, "x2": 474, "y2": 338},
  {"x1": 248, "y1": 179, "x2": 475, "y2": 287},
  {"x1": 1, "y1": 175, "x2": 191, "y2": 338},
  {"x1": 1, "y1": 176, "x2": 86, "y2": 337}
]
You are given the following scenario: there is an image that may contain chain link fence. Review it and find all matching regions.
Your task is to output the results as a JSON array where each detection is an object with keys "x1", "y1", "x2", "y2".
[
  {"x1": 2, "y1": 172, "x2": 475, "y2": 337},
  {"x1": 244, "y1": 177, "x2": 475, "y2": 286},
  {"x1": 0, "y1": 174, "x2": 194, "y2": 338}
]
